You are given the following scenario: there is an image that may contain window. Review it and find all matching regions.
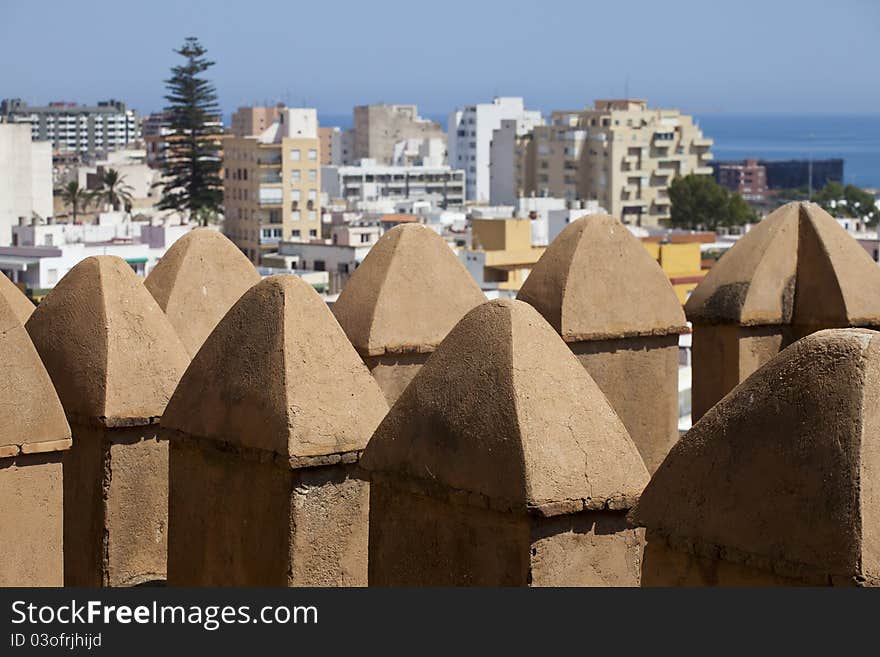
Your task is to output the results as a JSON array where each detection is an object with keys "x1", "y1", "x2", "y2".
[
  {"x1": 292, "y1": 210, "x2": 301, "y2": 220},
  {"x1": 338, "y1": 263, "x2": 349, "y2": 274},
  {"x1": 309, "y1": 229, "x2": 317, "y2": 238},
  {"x1": 291, "y1": 190, "x2": 301, "y2": 202},
  {"x1": 290, "y1": 149, "x2": 301, "y2": 161},
  {"x1": 308, "y1": 149, "x2": 317, "y2": 160},
  {"x1": 313, "y1": 260, "x2": 326, "y2": 271},
  {"x1": 308, "y1": 190, "x2": 317, "y2": 201},
  {"x1": 360, "y1": 233, "x2": 370, "y2": 243},
  {"x1": 291, "y1": 170, "x2": 301, "y2": 182},
  {"x1": 308, "y1": 169, "x2": 317, "y2": 182},
  {"x1": 292, "y1": 229, "x2": 301, "y2": 238}
]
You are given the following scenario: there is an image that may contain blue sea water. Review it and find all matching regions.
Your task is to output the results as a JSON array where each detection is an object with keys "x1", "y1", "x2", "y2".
[
  {"x1": 315, "y1": 111, "x2": 880, "y2": 189},
  {"x1": 688, "y1": 114, "x2": 880, "y2": 188}
]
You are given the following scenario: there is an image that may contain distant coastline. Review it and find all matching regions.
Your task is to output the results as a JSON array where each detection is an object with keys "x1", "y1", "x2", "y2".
[{"x1": 312, "y1": 111, "x2": 880, "y2": 189}]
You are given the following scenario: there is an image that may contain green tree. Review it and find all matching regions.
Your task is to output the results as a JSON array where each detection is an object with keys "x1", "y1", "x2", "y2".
[
  {"x1": 97, "y1": 168, "x2": 134, "y2": 212},
  {"x1": 668, "y1": 174, "x2": 757, "y2": 230},
  {"x1": 158, "y1": 36, "x2": 223, "y2": 225},
  {"x1": 812, "y1": 181, "x2": 879, "y2": 225},
  {"x1": 57, "y1": 181, "x2": 93, "y2": 223}
]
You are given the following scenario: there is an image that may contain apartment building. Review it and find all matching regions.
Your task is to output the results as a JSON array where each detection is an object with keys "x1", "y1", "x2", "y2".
[
  {"x1": 223, "y1": 108, "x2": 321, "y2": 263},
  {"x1": 322, "y1": 160, "x2": 465, "y2": 209},
  {"x1": 230, "y1": 105, "x2": 286, "y2": 138},
  {"x1": 490, "y1": 115, "x2": 546, "y2": 205},
  {"x1": 518, "y1": 100, "x2": 714, "y2": 227},
  {"x1": 350, "y1": 104, "x2": 444, "y2": 165},
  {"x1": 715, "y1": 159, "x2": 768, "y2": 201},
  {"x1": 0, "y1": 123, "x2": 52, "y2": 246},
  {"x1": 448, "y1": 97, "x2": 543, "y2": 202},
  {"x1": 1, "y1": 98, "x2": 139, "y2": 156},
  {"x1": 318, "y1": 126, "x2": 344, "y2": 166}
]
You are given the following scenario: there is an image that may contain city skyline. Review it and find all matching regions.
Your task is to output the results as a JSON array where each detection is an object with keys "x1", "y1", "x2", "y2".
[{"x1": 2, "y1": 0, "x2": 879, "y2": 117}]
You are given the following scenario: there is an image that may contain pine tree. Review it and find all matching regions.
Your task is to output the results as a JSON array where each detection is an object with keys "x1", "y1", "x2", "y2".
[{"x1": 158, "y1": 37, "x2": 223, "y2": 225}]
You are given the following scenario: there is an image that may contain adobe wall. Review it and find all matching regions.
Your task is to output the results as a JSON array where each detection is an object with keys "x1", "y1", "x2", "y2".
[
  {"x1": 0, "y1": 453, "x2": 64, "y2": 586},
  {"x1": 289, "y1": 465, "x2": 369, "y2": 586},
  {"x1": 570, "y1": 334, "x2": 678, "y2": 473},
  {"x1": 367, "y1": 478, "x2": 532, "y2": 586},
  {"x1": 690, "y1": 325, "x2": 787, "y2": 420},
  {"x1": 168, "y1": 437, "x2": 290, "y2": 586},
  {"x1": 639, "y1": 531, "x2": 833, "y2": 587},
  {"x1": 529, "y1": 511, "x2": 644, "y2": 587},
  {"x1": 363, "y1": 353, "x2": 430, "y2": 405},
  {"x1": 63, "y1": 422, "x2": 169, "y2": 587},
  {"x1": 167, "y1": 435, "x2": 369, "y2": 587}
]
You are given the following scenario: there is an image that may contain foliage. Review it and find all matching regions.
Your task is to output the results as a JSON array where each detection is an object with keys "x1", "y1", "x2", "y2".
[
  {"x1": 96, "y1": 168, "x2": 134, "y2": 212},
  {"x1": 56, "y1": 181, "x2": 93, "y2": 223},
  {"x1": 158, "y1": 36, "x2": 223, "y2": 225},
  {"x1": 811, "y1": 181, "x2": 880, "y2": 225},
  {"x1": 668, "y1": 174, "x2": 757, "y2": 230}
]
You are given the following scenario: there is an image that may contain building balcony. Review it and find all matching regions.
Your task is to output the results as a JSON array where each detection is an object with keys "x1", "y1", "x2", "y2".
[
  {"x1": 693, "y1": 137, "x2": 713, "y2": 148},
  {"x1": 700, "y1": 152, "x2": 714, "y2": 161},
  {"x1": 260, "y1": 171, "x2": 282, "y2": 184}
]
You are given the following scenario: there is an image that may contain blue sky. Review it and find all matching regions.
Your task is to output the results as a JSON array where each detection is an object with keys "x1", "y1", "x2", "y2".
[{"x1": 2, "y1": 0, "x2": 878, "y2": 118}]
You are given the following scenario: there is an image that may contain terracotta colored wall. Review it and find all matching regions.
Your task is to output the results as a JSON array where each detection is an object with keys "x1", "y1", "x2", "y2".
[
  {"x1": 0, "y1": 453, "x2": 64, "y2": 586},
  {"x1": 570, "y1": 335, "x2": 678, "y2": 473}
]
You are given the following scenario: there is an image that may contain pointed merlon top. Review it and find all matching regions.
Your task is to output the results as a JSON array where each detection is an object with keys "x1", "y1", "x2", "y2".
[
  {"x1": 361, "y1": 299, "x2": 649, "y2": 515},
  {"x1": 0, "y1": 272, "x2": 34, "y2": 325},
  {"x1": 0, "y1": 296, "x2": 71, "y2": 458},
  {"x1": 145, "y1": 229, "x2": 261, "y2": 357},
  {"x1": 162, "y1": 275, "x2": 389, "y2": 463},
  {"x1": 685, "y1": 202, "x2": 880, "y2": 327},
  {"x1": 25, "y1": 256, "x2": 190, "y2": 425},
  {"x1": 631, "y1": 328, "x2": 880, "y2": 581},
  {"x1": 332, "y1": 224, "x2": 486, "y2": 356},
  {"x1": 517, "y1": 214, "x2": 687, "y2": 341}
]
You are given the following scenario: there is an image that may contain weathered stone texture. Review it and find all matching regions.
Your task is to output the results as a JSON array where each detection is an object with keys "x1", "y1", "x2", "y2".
[
  {"x1": 363, "y1": 299, "x2": 649, "y2": 586},
  {"x1": 518, "y1": 214, "x2": 685, "y2": 473}
]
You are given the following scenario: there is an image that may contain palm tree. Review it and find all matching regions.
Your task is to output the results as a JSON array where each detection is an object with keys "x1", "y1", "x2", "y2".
[
  {"x1": 57, "y1": 181, "x2": 93, "y2": 223},
  {"x1": 97, "y1": 168, "x2": 135, "y2": 212}
]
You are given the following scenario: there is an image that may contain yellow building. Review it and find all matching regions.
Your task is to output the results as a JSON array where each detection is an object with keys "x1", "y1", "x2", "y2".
[
  {"x1": 642, "y1": 241, "x2": 706, "y2": 304},
  {"x1": 461, "y1": 218, "x2": 544, "y2": 292},
  {"x1": 223, "y1": 108, "x2": 321, "y2": 264},
  {"x1": 518, "y1": 99, "x2": 713, "y2": 228}
]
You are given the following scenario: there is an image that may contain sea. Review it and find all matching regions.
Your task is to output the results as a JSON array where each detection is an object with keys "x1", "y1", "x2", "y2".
[{"x1": 316, "y1": 111, "x2": 880, "y2": 189}]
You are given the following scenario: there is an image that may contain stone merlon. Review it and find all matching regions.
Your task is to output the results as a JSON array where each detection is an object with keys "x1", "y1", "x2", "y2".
[
  {"x1": 333, "y1": 224, "x2": 486, "y2": 356},
  {"x1": 0, "y1": 293, "x2": 70, "y2": 458},
  {"x1": 162, "y1": 275, "x2": 389, "y2": 461},
  {"x1": 631, "y1": 328, "x2": 880, "y2": 584},
  {"x1": 685, "y1": 202, "x2": 880, "y2": 327},
  {"x1": 145, "y1": 229, "x2": 261, "y2": 357},
  {"x1": 361, "y1": 298, "x2": 649, "y2": 514},
  {"x1": 25, "y1": 255, "x2": 190, "y2": 425},
  {"x1": 517, "y1": 214, "x2": 688, "y2": 341},
  {"x1": 0, "y1": 272, "x2": 34, "y2": 325}
]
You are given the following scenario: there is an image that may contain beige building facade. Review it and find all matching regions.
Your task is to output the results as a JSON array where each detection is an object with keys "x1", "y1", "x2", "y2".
[
  {"x1": 230, "y1": 105, "x2": 285, "y2": 138},
  {"x1": 352, "y1": 104, "x2": 444, "y2": 165},
  {"x1": 224, "y1": 109, "x2": 322, "y2": 263},
  {"x1": 518, "y1": 100, "x2": 713, "y2": 227}
]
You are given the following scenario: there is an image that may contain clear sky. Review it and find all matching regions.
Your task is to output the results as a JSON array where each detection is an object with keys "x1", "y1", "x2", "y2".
[{"x1": 2, "y1": 0, "x2": 878, "y2": 119}]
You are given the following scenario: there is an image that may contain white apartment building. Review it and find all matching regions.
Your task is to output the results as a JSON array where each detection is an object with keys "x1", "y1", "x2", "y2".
[
  {"x1": 490, "y1": 115, "x2": 546, "y2": 205},
  {"x1": 448, "y1": 97, "x2": 543, "y2": 203},
  {"x1": 1, "y1": 99, "x2": 140, "y2": 156},
  {"x1": 322, "y1": 160, "x2": 465, "y2": 209},
  {"x1": 0, "y1": 123, "x2": 53, "y2": 246},
  {"x1": 0, "y1": 213, "x2": 195, "y2": 291}
]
